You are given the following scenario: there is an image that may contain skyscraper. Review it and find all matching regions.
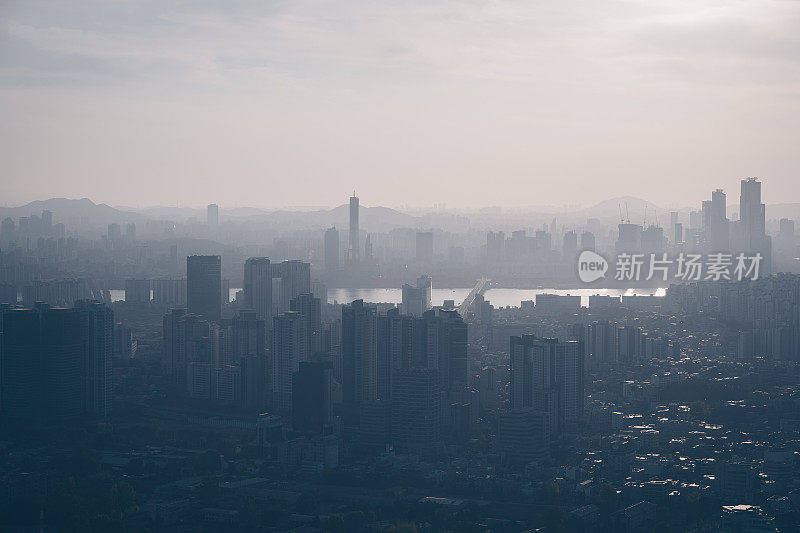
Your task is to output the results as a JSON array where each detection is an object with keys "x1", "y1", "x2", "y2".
[
  {"x1": 670, "y1": 211, "x2": 678, "y2": 238},
  {"x1": 391, "y1": 367, "x2": 441, "y2": 456},
  {"x1": 231, "y1": 309, "x2": 267, "y2": 361},
  {"x1": 402, "y1": 275, "x2": 432, "y2": 316},
  {"x1": 207, "y1": 203, "x2": 219, "y2": 226},
  {"x1": 1, "y1": 306, "x2": 82, "y2": 424},
  {"x1": 377, "y1": 307, "x2": 413, "y2": 400},
  {"x1": 243, "y1": 258, "x2": 311, "y2": 326},
  {"x1": 416, "y1": 231, "x2": 434, "y2": 263},
  {"x1": 510, "y1": 334, "x2": 584, "y2": 436},
  {"x1": 402, "y1": 283, "x2": 424, "y2": 316},
  {"x1": 272, "y1": 311, "x2": 304, "y2": 413},
  {"x1": 292, "y1": 361, "x2": 333, "y2": 435},
  {"x1": 580, "y1": 231, "x2": 595, "y2": 251},
  {"x1": 702, "y1": 188, "x2": 729, "y2": 251},
  {"x1": 341, "y1": 300, "x2": 377, "y2": 422},
  {"x1": 616, "y1": 223, "x2": 643, "y2": 252},
  {"x1": 556, "y1": 340, "x2": 584, "y2": 428},
  {"x1": 737, "y1": 177, "x2": 771, "y2": 273},
  {"x1": 588, "y1": 320, "x2": 617, "y2": 366},
  {"x1": 41, "y1": 209, "x2": 53, "y2": 229},
  {"x1": 324, "y1": 226, "x2": 340, "y2": 271},
  {"x1": 740, "y1": 178, "x2": 765, "y2": 244},
  {"x1": 152, "y1": 278, "x2": 187, "y2": 306},
  {"x1": 187, "y1": 255, "x2": 221, "y2": 322},
  {"x1": 417, "y1": 275, "x2": 432, "y2": 312},
  {"x1": 243, "y1": 257, "x2": 272, "y2": 322},
  {"x1": 76, "y1": 300, "x2": 114, "y2": 417},
  {"x1": 415, "y1": 308, "x2": 468, "y2": 393},
  {"x1": 347, "y1": 195, "x2": 359, "y2": 273},
  {"x1": 163, "y1": 309, "x2": 220, "y2": 391},
  {"x1": 107, "y1": 223, "x2": 122, "y2": 242},
  {"x1": 275, "y1": 260, "x2": 311, "y2": 313},
  {"x1": 290, "y1": 292, "x2": 321, "y2": 357},
  {"x1": 1, "y1": 302, "x2": 114, "y2": 424},
  {"x1": 563, "y1": 231, "x2": 578, "y2": 261}
]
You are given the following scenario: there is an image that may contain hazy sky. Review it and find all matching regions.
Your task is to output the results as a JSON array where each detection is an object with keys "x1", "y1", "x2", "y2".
[{"x1": 1, "y1": 1, "x2": 798, "y2": 209}]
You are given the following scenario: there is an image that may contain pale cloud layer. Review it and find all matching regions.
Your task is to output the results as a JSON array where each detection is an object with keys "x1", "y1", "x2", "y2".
[{"x1": 1, "y1": 0, "x2": 798, "y2": 208}]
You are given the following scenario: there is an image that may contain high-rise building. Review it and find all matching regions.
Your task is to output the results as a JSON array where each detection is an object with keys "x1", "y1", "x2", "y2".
[
  {"x1": 187, "y1": 255, "x2": 221, "y2": 323},
  {"x1": 114, "y1": 322, "x2": 136, "y2": 359},
  {"x1": 402, "y1": 283, "x2": 423, "y2": 316},
  {"x1": 1, "y1": 302, "x2": 114, "y2": 424},
  {"x1": 324, "y1": 227, "x2": 340, "y2": 271},
  {"x1": 617, "y1": 325, "x2": 641, "y2": 363},
  {"x1": 107, "y1": 223, "x2": 122, "y2": 242},
  {"x1": 588, "y1": 320, "x2": 617, "y2": 365},
  {"x1": 674, "y1": 223, "x2": 684, "y2": 245},
  {"x1": 341, "y1": 300, "x2": 377, "y2": 422},
  {"x1": 76, "y1": 300, "x2": 114, "y2": 417},
  {"x1": 417, "y1": 275, "x2": 432, "y2": 311},
  {"x1": 125, "y1": 222, "x2": 136, "y2": 241},
  {"x1": 510, "y1": 334, "x2": 584, "y2": 436},
  {"x1": 1, "y1": 306, "x2": 83, "y2": 424},
  {"x1": 243, "y1": 258, "x2": 311, "y2": 326},
  {"x1": 580, "y1": 231, "x2": 595, "y2": 251},
  {"x1": 736, "y1": 177, "x2": 771, "y2": 273},
  {"x1": 152, "y1": 279, "x2": 187, "y2": 306},
  {"x1": 241, "y1": 354, "x2": 269, "y2": 410},
  {"x1": 402, "y1": 275, "x2": 432, "y2": 316},
  {"x1": 377, "y1": 308, "x2": 413, "y2": 400},
  {"x1": 347, "y1": 195, "x2": 359, "y2": 273},
  {"x1": 22, "y1": 279, "x2": 92, "y2": 308},
  {"x1": 391, "y1": 367, "x2": 441, "y2": 456},
  {"x1": 272, "y1": 311, "x2": 305, "y2": 414},
  {"x1": 739, "y1": 178, "x2": 765, "y2": 244},
  {"x1": 556, "y1": 340, "x2": 584, "y2": 428},
  {"x1": 41, "y1": 210, "x2": 53, "y2": 228},
  {"x1": 669, "y1": 211, "x2": 678, "y2": 239},
  {"x1": 702, "y1": 188, "x2": 729, "y2": 251},
  {"x1": 414, "y1": 308, "x2": 468, "y2": 393},
  {"x1": 290, "y1": 292, "x2": 321, "y2": 357},
  {"x1": 274, "y1": 260, "x2": 311, "y2": 313},
  {"x1": 416, "y1": 231, "x2": 434, "y2": 263},
  {"x1": 207, "y1": 203, "x2": 219, "y2": 226},
  {"x1": 563, "y1": 231, "x2": 578, "y2": 262},
  {"x1": 535, "y1": 230, "x2": 552, "y2": 254},
  {"x1": 244, "y1": 257, "x2": 272, "y2": 322},
  {"x1": 487, "y1": 231, "x2": 505, "y2": 259},
  {"x1": 641, "y1": 225, "x2": 664, "y2": 251},
  {"x1": 779, "y1": 218, "x2": 795, "y2": 238},
  {"x1": 215, "y1": 364, "x2": 241, "y2": 404},
  {"x1": 510, "y1": 335, "x2": 557, "y2": 429},
  {"x1": 292, "y1": 361, "x2": 333, "y2": 435},
  {"x1": 163, "y1": 309, "x2": 220, "y2": 390},
  {"x1": 616, "y1": 223, "x2": 643, "y2": 252},
  {"x1": 231, "y1": 309, "x2": 267, "y2": 361}
]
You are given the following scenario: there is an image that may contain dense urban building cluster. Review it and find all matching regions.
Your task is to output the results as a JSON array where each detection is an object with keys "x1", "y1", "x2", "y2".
[{"x1": 1, "y1": 181, "x2": 800, "y2": 531}]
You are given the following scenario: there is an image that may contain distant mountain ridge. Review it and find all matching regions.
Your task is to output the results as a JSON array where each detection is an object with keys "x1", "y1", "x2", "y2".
[
  {"x1": 2, "y1": 197, "x2": 798, "y2": 232},
  {"x1": 0, "y1": 198, "x2": 144, "y2": 226}
]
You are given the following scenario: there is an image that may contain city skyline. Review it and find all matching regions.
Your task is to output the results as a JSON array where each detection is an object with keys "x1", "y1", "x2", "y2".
[{"x1": 2, "y1": 2, "x2": 800, "y2": 531}]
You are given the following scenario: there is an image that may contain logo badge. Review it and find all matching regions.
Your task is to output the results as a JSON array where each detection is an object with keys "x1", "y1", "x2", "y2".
[{"x1": 578, "y1": 250, "x2": 608, "y2": 283}]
